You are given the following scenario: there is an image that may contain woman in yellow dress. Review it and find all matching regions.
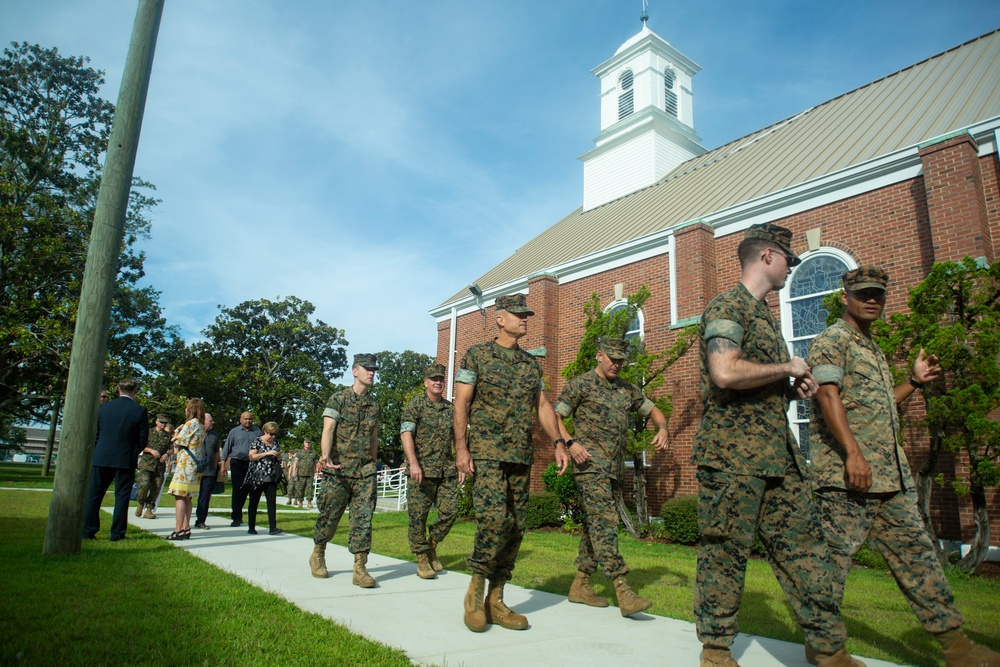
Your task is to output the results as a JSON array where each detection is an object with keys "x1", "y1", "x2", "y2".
[{"x1": 167, "y1": 398, "x2": 206, "y2": 540}]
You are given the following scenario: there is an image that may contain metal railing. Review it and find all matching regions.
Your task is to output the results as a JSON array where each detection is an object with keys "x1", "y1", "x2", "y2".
[{"x1": 308, "y1": 466, "x2": 408, "y2": 511}]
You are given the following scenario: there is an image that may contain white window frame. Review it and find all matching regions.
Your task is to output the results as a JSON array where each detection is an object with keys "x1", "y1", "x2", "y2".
[
  {"x1": 778, "y1": 247, "x2": 856, "y2": 453},
  {"x1": 605, "y1": 299, "x2": 645, "y2": 340}
]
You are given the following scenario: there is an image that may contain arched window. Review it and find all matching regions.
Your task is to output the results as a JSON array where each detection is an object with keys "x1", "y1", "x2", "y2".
[
  {"x1": 664, "y1": 68, "x2": 678, "y2": 117},
  {"x1": 607, "y1": 301, "x2": 644, "y2": 340},
  {"x1": 618, "y1": 69, "x2": 634, "y2": 120},
  {"x1": 779, "y1": 248, "x2": 855, "y2": 459}
]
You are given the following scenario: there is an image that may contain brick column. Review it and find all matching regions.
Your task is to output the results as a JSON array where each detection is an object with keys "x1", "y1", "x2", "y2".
[
  {"x1": 918, "y1": 132, "x2": 994, "y2": 263},
  {"x1": 672, "y1": 221, "x2": 717, "y2": 321},
  {"x1": 527, "y1": 273, "x2": 559, "y2": 492}
]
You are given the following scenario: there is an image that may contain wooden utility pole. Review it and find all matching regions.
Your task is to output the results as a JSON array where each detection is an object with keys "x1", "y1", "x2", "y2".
[
  {"x1": 41, "y1": 394, "x2": 61, "y2": 477},
  {"x1": 44, "y1": 0, "x2": 165, "y2": 555}
]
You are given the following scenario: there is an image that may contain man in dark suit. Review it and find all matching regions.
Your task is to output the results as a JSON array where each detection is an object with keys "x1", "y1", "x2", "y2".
[{"x1": 83, "y1": 378, "x2": 149, "y2": 541}]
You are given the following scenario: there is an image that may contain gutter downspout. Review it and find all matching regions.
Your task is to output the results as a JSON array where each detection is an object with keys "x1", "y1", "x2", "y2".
[{"x1": 447, "y1": 305, "x2": 457, "y2": 400}]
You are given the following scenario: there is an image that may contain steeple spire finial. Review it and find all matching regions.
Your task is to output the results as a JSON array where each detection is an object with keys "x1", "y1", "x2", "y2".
[{"x1": 640, "y1": 0, "x2": 649, "y2": 25}]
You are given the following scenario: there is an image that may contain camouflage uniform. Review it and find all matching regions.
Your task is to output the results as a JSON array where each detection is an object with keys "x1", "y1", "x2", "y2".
[
  {"x1": 456, "y1": 338, "x2": 543, "y2": 581},
  {"x1": 809, "y1": 283, "x2": 963, "y2": 634},
  {"x1": 136, "y1": 427, "x2": 171, "y2": 507},
  {"x1": 401, "y1": 391, "x2": 458, "y2": 554},
  {"x1": 693, "y1": 279, "x2": 845, "y2": 653},
  {"x1": 555, "y1": 368, "x2": 653, "y2": 578},
  {"x1": 294, "y1": 448, "x2": 319, "y2": 504},
  {"x1": 313, "y1": 386, "x2": 381, "y2": 553}
]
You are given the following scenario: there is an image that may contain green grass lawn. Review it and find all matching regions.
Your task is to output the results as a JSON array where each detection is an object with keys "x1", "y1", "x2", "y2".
[
  {"x1": 5, "y1": 465, "x2": 998, "y2": 667},
  {"x1": 0, "y1": 462, "x2": 58, "y2": 488}
]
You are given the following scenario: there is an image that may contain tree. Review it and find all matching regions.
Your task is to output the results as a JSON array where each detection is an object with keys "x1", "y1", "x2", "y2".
[
  {"x1": 160, "y1": 296, "x2": 348, "y2": 433},
  {"x1": 561, "y1": 286, "x2": 697, "y2": 537},
  {"x1": 369, "y1": 350, "x2": 434, "y2": 467},
  {"x1": 822, "y1": 258, "x2": 1000, "y2": 572},
  {"x1": 0, "y1": 42, "x2": 176, "y2": 434}
]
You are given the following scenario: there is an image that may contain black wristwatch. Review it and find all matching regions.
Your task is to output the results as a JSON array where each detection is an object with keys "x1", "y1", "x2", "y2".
[
  {"x1": 553, "y1": 438, "x2": 566, "y2": 447},
  {"x1": 908, "y1": 377, "x2": 924, "y2": 389}
]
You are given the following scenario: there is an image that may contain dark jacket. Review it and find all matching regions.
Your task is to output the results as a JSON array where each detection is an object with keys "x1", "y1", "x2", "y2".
[{"x1": 93, "y1": 395, "x2": 149, "y2": 469}]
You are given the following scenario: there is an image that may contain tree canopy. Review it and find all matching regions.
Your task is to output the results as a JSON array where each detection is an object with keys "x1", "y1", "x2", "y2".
[
  {"x1": 369, "y1": 349, "x2": 434, "y2": 467},
  {"x1": 0, "y1": 42, "x2": 176, "y2": 441}
]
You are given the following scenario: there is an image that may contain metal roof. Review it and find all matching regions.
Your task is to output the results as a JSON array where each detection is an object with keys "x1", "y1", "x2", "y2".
[{"x1": 437, "y1": 29, "x2": 1000, "y2": 309}]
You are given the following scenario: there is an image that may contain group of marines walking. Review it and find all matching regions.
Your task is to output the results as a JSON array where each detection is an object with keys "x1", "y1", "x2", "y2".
[{"x1": 303, "y1": 222, "x2": 998, "y2": 667}]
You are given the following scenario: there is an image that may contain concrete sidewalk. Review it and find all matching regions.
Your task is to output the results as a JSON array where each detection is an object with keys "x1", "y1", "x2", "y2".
[{"x1": 121, "y1": 508, "x2": 906, "y2": 667}]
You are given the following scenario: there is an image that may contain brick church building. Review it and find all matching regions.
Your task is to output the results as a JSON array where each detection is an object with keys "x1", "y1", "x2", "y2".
[{"x1": 430, "y1": 24, "x2": 1000, "y2": 551}]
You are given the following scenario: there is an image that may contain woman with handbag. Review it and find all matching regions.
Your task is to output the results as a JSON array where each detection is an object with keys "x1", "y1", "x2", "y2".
[
  {"x1": 167, "y1": 398, "x2": 206, "y2": 540},
  {"x1": 244, "y1": 421, "x2": 283, "y2": 535}
]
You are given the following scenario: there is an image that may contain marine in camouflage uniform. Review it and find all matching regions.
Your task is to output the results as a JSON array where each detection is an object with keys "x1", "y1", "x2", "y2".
[
  {"x1": 308, "y1": 353, "x2": 381, "y2": 588},
  {"x1": 293, "y1": 441, "x2": 319, "y2": 507},
  {"x1": 693, "y1": 223, "x2": 860, "y2": 667},
  {"x1": 135, "y1": 414, "x2": 172, "y2": 518},
  {"x1": 401, "y1": 363, "x2": 458, "y2": 579},
  {"x1": 554, "y1": 336, "x2": 669, "y2": 617},
  {"x1": 454, "y1": 293, "x2": 565, "y2": 633},
  {"x1": 809, "y1": 266, "x2": 998, "y2": 667}
]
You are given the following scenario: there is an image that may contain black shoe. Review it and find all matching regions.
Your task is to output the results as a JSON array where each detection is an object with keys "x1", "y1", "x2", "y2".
[
  {"x1": 230, "y1": 520, "x2": 243, "y2": 527},
  {"x1": 247, "y1": 528, "x2": 257, "y2": 535},
  {"x1": 83, "y1": 534, "x2": 97, "y2": 540},
  {"x1": 269, "y1": 529, "x2": 283, "y2": 536},
  {"x1": 109, "y1": 534, "x2": 126, "y2": 542},
  {"x1": 194, "y1": 522, "x2": 210, "y2": 530}
]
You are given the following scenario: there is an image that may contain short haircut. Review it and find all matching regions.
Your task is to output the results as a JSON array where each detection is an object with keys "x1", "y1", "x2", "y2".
[
  {"x1": 185, "y1": 398, "x2": 206, "y2": 422},
  {"x1": 118, "y1": 378, "x2": 138, "y2": 394},
  {"x1": 737, "y1": 238, "x2": 778, "y2": 269},
  {"x1": 262, "y1": 421, "x2": 280, "y2": 436}
]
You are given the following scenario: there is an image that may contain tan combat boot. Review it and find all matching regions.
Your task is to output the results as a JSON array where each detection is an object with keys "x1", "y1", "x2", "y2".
[
  {"x1": 485, "y1": 580, "x2": 528, "y2": 630},
  {"x1": 416, "y1": 553, "x2": 436, "y2": 579},
  {"x1": 135, "y1": 502, "x2": 144, "y2": 517},
  {"x1": 568, "y1": 570, "x2": 609, "y2": 607},
  {"x1": 810, "y1": 648, "x2": 867, "y2": 667},
  {"x1": 427, "y1": 538, "x2": 443, "y2": 573},
  {"x1": 306, "y1": 500, "x2": 312, "y2": 509},
  {"x1": 309, "y1": 543, "x2": 328, "y2": 578},
  {"x1": 612, "y1": 575, "x2": 652, "y2": 617},
  {"x1": 143, "y1": 508, "x2": 157, "y2": 519},
  {"x1": 464, "y1": 575, "x2": 487, "y2": 632},
  {"x1": 352, "y1": 551, "x2": 376, "y2": 588},
  {"x1": 701, "y1": 646, "x2": 740, "y2": 667},
  {"x1": 937, "y1": 628, "x2": 1000, "y2": 667}
]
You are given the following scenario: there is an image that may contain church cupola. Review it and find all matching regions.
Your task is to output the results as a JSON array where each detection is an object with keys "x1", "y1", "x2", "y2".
[{"x1": 580, "y1": 21, "x2": 705, "y2": 211}]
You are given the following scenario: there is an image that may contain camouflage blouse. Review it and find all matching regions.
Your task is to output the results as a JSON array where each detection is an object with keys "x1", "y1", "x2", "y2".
[
  {"x1": 322, "y1": 386, "x2": 380, "y2": 478},
  {"x1": 692, "y1": 283, "x2": 803, "y2": 476},
  {"x1": 400, "y1": 393, "x2": 456, "y2": 478},
  {"x1": 455, "y1": 339, "x2": 544, "y2": 465},
  {"x1": 808, "y1": 319, "x2": 910, "y2": 492},
  {"x1": 555, "y1": 369, "x2": 653, "y2": 479},
  {"x1": 138, "y1": 428, "x2": 171, "y2": 472}
]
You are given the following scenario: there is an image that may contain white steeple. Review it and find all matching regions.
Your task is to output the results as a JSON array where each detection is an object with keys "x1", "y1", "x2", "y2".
[{"x1": 580, "y1": 22, "x2": 705, "y2": 211}]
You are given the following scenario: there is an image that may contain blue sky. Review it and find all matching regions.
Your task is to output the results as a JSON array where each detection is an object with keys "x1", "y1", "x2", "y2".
[{"x1": 3, "y1": 1, "x2": 999, "y2": 369}]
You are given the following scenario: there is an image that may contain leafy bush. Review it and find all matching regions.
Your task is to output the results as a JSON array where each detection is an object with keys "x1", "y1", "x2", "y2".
[
  {"x1": 659, "y1": 494, "x2": 699, "y2": 544},
  {"x1": 457, "y1": 477, "x2": 475, "y2": 518},
  {"x1": 541, "y1": 462, "x2": 578, "y2": 508},
  {"x1": 525, "y1": 492, "x2": 564, "y2": 530},
  {"x1": 853, "y1": 539, "x2": 888, "y2": 571}
]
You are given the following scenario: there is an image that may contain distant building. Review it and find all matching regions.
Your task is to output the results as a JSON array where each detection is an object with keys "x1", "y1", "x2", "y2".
[{"x1": 432, "y1": 26, "x2": 1000, "y2": 547}]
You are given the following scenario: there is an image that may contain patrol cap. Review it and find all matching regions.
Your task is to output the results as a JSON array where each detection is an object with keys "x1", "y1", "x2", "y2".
[
  {"x1": 156, "y1": 413, "x2": 169, "y2": 424},
  {"x1": 597, "y1": 336, "x2": 630, "y2": 359},
  {"x1": 353, "y1": 353, "x2": 378, "y2": 370},
  {"x1": 495, "y1": 293, "x2": 534, "y2": 316},
  {"x1": 842, "y1": 265, "x2": 889, "y2": 292},
  {"x1": 424, "y1": 363, "x2": 447, "y2": 379},
  {"x1": 744, "y1": 222, "x2": 801, "y2": 266}
]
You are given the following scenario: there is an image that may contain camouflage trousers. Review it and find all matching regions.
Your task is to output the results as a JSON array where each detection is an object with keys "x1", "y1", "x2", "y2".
[
  {"x1": 694, "y1": 467, "x2": 845, "y2": 652},
  {"x1": 135, "y1": 466, "x2": 165, "y2": 506},
  {"x1": 814, "y1": 487, "x2": 964, "y2": 634},
  {"x1": 467, "y1": 460, "x2": 530, "y2": 581},
  {"x1": 407, "y1": 474, "x2": 459, "y2": 554},
  {"x1": 575, "y1": 472, "x2": 628, "y2": 579},
  {"x1": 290, "y1": 475, "x2": 316, "y2": 502},
  {"x1": 313, "y1": 472, "x2": 376, "y2": 554}
]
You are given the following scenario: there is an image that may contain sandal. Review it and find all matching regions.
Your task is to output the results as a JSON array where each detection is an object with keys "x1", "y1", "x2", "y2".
[
  {"x1": 166, "y1": 530, "x2": 182, "y2": 540},
  {"x1": 180, "y1": 529, "x2": 192, "y2": 540}
]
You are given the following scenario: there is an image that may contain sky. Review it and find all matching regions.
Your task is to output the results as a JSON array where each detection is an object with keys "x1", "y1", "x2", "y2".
[{"x1": 3, "y1": 0, "x2": 999, "y2": 370}]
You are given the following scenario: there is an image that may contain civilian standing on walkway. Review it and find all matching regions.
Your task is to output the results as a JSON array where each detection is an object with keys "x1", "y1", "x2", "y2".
[
  {"x1": 167, "y1": 398, "x2": 206, "y2": 540},
  {"x1": 194, "y1": 413, "x2": 221, "y2": 530},
  {"x1": 245, "y1": 421, "x2": 283, "y2": 535},
  {"x1": 221, "y1": 411, "x2": 262, "y2": 527},
  {"x1": 83, "y1": 378, "x2": 149, "y2": 541}
]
